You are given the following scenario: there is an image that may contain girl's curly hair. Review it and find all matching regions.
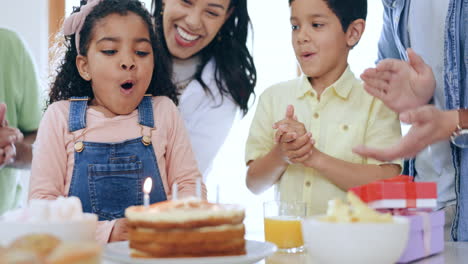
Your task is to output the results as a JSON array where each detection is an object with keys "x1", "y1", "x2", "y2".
[{"x1": 48, "y1": 0, "x2": 177, "y2": 107}]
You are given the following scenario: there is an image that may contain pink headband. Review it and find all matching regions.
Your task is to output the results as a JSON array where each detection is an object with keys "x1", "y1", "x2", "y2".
[{"x1": 63, "y1": 0, "x2": 102, "y2": 55}]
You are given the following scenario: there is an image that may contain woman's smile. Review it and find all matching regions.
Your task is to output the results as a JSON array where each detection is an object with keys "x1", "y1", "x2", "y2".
[{"x1": 174, "y1": 25, "x2": 201, "y2": 47}]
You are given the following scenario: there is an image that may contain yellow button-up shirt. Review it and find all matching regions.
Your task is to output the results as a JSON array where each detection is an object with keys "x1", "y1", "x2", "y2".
[{"x1": 246, "y1": 67, "x2": 402, "y2": 215}]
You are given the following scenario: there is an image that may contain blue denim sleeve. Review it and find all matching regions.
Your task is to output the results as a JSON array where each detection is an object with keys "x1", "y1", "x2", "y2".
[{"x1": 377, "y1": 0, "x2": 405, "y2": 63}]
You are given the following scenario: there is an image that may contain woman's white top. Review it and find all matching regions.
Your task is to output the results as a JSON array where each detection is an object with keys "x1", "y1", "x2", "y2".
[{"x1": 174, "y1": 57, "x2": 239, "y2": 180}]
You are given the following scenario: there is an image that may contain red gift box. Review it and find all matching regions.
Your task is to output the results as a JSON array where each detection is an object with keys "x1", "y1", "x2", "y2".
[{"x1": 350, "y1": 175, "x2": 437, "y2": 209}]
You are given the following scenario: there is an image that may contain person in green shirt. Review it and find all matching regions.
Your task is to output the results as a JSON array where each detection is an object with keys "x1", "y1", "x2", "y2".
[{"x1": 0, "y1": 28, "x2": 42, "y2": 214}]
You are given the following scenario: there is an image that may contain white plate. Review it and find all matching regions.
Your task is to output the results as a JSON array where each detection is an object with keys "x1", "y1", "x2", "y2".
[{"x1": 103, "y1": 240, "x2": 277, "y2": 264}]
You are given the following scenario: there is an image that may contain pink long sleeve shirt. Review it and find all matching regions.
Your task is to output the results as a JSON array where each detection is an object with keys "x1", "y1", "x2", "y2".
[{"x1": 29, "y1": 96, "x2": 205, "y2": 243}]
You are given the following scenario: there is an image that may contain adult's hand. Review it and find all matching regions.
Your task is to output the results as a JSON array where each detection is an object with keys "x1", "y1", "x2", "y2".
[
  {"x1": 0, "y1": 103, "x2": 23, "y2": 146},
  {"x1": 360, "y1": 48, "x2": 436, "y2": 113},
  {"x1": 0, "y1": 144, "x2": 16, "y2": 168},
  {"x1": 0, "y1": 127, "x2": 22, "y2": 148},
  {"x1": 353, "y1": 105, "x2": 458, "y2": 161},
  {"x1": 0, "y1": 103, "x2": 23, "y2": 168}
]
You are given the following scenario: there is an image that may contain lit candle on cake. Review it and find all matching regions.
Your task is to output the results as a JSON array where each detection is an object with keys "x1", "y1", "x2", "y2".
[{"x1": 143, "y1": 177, "x2": 152, "y2": 207}]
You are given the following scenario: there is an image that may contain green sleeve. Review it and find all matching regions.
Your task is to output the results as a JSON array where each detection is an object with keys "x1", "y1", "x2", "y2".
[{"x1": 15, "y1": 32, "x2": 42, "y2": 132}]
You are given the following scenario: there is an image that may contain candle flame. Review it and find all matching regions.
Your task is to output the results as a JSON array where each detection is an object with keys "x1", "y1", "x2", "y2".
[{"x1": 144, "y1": 177, "x2": 152, "y2": 194}]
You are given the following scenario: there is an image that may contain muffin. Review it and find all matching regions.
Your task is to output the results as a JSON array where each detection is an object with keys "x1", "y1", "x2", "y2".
[
  {"x1": 0, "y1": 249, "x2": 42, "y2": 264},
  {"x1": 9, "y1": 234, "x2": 61, "y2": 259}
]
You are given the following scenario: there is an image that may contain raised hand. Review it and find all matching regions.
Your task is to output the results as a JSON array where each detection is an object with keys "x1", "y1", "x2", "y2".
[
  {"x1": 273, "y1": 105, "x2": 306, "y2": 143},
  {"x1": 0, "y1": 103, "x2": 23, "y2": 168},
  {"x1": 0, "y1": 126, "x2": 23, "y2": 148},
  {"x1": 353, "y1": 105, "x2": 457, "y2": 161},
  {"x1": 360, "y1": 48, "x2": 436, "y2": 113},
  {"x1": 0, "y1": 144, "x2": 16, "y2": 168}
]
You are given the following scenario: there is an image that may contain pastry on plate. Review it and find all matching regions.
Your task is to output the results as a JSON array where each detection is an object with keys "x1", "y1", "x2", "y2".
[
  {"x1": 9, "y1": 234, "x2": 61, "y2": 259},
  {"x1": 46, "y1": 242, "x2": 101, "y2": 264},
  {"x1": 0, "y1": 248, "x2": 42, "y2": 264}
]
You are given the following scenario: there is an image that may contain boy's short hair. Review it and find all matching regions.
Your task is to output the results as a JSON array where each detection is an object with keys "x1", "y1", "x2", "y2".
[{"x1": 288, "y1": 0, "x2": 367, "y2": 32}]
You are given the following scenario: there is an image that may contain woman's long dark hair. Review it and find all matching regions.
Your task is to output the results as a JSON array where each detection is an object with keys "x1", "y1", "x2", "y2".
[
  {"x1": 152, "y1": 0, "x2": 256, "y2": 115},
  {"x1": 49, "y1": 0, "x2": 177, "y2": 107}
]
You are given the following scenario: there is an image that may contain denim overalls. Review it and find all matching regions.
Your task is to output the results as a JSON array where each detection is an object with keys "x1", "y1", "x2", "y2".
[{"x1": 67, "y1": 96, "x2": 167, "y2": 221}]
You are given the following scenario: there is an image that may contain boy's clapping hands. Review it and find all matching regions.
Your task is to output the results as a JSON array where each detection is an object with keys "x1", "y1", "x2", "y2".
[{"x1": 273, "y1": 105, "x2": 316, "y2": 164}]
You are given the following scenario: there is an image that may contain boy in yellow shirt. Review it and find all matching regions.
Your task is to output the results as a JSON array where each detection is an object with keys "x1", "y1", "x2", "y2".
[{"x1": 245, "y1": 0, "x2": 402, "y2": 215}]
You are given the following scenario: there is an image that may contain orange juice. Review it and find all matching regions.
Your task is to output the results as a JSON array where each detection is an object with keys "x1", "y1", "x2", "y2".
[{"x1": 264, "y1": 216, "x2": 304, "y2": 249}]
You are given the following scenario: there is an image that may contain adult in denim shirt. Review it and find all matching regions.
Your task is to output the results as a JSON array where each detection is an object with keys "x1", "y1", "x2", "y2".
[{"x1": 355, "y1": 0, "x2": 467, "y2": 241}]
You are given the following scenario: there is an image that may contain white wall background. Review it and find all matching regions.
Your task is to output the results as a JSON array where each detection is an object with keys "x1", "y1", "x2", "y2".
[{"x1": 0, "y1": 0, "x2": 49, "y2": 91}]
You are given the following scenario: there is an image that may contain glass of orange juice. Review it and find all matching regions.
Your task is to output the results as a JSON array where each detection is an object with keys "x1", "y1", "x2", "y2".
[{"x1": 263, "y1": 201, "x2": 306, "y2": 253}]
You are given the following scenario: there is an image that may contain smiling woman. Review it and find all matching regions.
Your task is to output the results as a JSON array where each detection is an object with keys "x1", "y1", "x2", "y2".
[
  {"x1": 161, "y1": 0, "x2": 233, "y2": 59},
  {"x1": 151, "y1": 0, "x2": 257, "y2": 181}
]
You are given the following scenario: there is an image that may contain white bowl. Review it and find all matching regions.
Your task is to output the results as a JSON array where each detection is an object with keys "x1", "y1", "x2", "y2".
[
  {"x1": 301, "y1": 216, "x2": 409, "y2": 264},
  {"x1": 0, "y1": 213, "x2": 98, "y2": 246}
]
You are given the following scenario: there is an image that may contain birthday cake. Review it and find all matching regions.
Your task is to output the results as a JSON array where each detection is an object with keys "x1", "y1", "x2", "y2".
[{"x1": 125, "y1": 198, "x2": 246, "y2": 258}]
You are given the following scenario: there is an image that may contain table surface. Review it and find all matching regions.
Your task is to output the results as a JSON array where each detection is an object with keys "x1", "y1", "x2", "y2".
[
  {"x1": 102, "y1": 242, "x2": 468, "y2": 264},
  {"x1": 260, "y1": 242, "x2": 466, "y2": 264}
]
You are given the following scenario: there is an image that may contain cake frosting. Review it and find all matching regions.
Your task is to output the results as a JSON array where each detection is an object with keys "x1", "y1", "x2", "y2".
[{"x1": 125, "y1": 198, "x2": 244, "y2": 223}]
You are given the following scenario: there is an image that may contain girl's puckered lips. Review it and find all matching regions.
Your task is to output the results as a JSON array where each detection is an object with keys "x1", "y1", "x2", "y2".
[{"x1": 120, "y1": 80, "x2": 134, "y2": 90}]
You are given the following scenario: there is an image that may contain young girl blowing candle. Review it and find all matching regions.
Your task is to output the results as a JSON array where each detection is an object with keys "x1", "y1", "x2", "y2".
[{"x1": 29, "y1": 0, "x2": 205, "y2": 243}]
